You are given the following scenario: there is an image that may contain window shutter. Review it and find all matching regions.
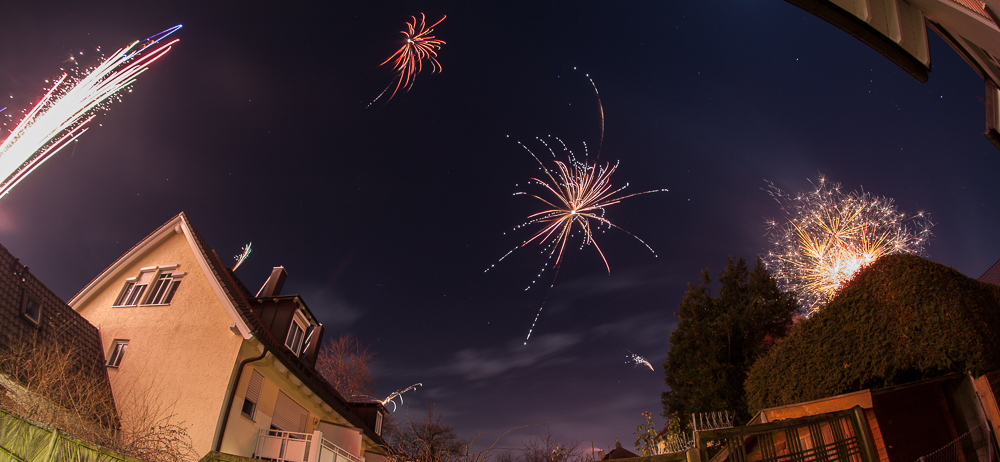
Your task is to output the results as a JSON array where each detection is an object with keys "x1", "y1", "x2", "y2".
[
  {"x1": 246, "y1": 370, "x2": 263, "y2": 403},
  {"x1": 272, "y1": 390, "x2": 308, "y2": 433}
]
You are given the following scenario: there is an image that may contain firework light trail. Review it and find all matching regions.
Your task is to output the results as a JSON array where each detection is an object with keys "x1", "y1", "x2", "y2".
[
  {"x1": 628, "y1": 350, "x2": 654, "y2": 371},
  {"x1": 233, "y1": 243, "x2": 252, "y2": 271},
  {"x1": 381, "y1": 383, "x2": 421, "y2": 412},
  {"x1": 487, "y1": 135, "x2": 667, "y2": 344},
  {"x1": 763, "y1": 175, "x2": 932, "y2": 315},
  {"x1": 369, "y1": 13, "x2": 445, "y2": 107},
  {"x1": 0, "y1": 25, "x2": 181, "y2": 200}
]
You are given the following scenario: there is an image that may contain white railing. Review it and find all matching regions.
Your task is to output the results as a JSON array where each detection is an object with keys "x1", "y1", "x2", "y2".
[
  {"x1": 318, "y1": 436, "x2": 363, "y2": 462},
  {"x1": 255, "y1": 429, "x2": 364, "y2": 462}
]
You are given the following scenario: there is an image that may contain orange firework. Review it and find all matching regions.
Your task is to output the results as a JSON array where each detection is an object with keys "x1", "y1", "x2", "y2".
[
  {"x1": 487, "y1": 136, "x2": 667, "y2": 343},
  {"x1": 520, "y1": 142, "x2": 658, "y2": 274},
  {"x1": 370, "y1": 13, "x2": 446, "y2": 106}
]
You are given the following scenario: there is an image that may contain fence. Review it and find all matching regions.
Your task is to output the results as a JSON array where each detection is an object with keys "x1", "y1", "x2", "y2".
[
  {"x1": 693, "y1": 407, "x2": 877, "y2": 462},
  {"x1": 916, "y1": 423, "x2": 995, "y2": 462},
  {"x1": 0, "y1": 407, "x2": 142, "y2": 462}
]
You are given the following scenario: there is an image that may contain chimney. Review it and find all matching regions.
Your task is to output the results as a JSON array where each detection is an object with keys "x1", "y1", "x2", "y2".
[{"x1": 258, "y1": 266, "x2": 287, "y2": 298}]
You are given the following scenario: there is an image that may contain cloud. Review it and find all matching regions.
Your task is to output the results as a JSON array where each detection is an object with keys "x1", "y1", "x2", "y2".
[
  {"x1": 591, "y1": 311, "x2": 676, "y2": 349},
  {"x1": 442, "y1": 332, "x2": 583, "y2": 381}
]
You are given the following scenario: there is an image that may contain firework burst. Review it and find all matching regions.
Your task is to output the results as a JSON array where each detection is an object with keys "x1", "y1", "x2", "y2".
[
  {"x1": 0, "y1": 25, "x2": 181, "y2": 199},
  {"x1": 369, "y1": 13, "x2": 445, "y2": 107},
  {"x1": 489, "y1": 136, "x2": 667, "y2": 342},
  {"x1": 763, "y1": 175, "x2": 932, "y2": 315}
]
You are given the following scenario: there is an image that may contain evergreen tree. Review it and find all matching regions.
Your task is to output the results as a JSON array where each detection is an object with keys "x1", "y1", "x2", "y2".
[{"x1": 661, "y1": 256, "x2": 797, "y2": 429}]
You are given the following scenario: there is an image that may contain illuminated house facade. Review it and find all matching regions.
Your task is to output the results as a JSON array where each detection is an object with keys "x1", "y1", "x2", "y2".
[{"x1": 70, "y1": 212, "x2": 388, "y2": 462}]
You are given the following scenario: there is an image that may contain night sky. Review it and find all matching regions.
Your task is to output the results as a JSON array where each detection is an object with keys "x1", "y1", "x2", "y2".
[{"x1": 1, "y1": 0, "x2": 998, "y2": 455}]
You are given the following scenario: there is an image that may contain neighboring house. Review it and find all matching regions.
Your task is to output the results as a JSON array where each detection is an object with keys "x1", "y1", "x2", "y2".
[
  {"x1": 603, "y1": 442, "x2": 639, "y2": 460},
  {"x1": 979, "y1": 257, "x2": 1000, "y2": 285},
  {"x1": 782, "y1": 0, "x2": 1000, "y2": 149},
  {"x1": 69, "y1": 212, "x2": 388, "y2": 462},
  {"x1": 0, "y1": 241, "x2": 117, "y2": 431}
]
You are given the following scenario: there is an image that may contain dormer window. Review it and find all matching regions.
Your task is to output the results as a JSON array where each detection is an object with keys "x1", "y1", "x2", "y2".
[
  {"x1": 113, "y1": 266, "x2": 184, "y2": 307},
  {"x1": 285, "y1": 316, "x2": 306, "y2": 355}
]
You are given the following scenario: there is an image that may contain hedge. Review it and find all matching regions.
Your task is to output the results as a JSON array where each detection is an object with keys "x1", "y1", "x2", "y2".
[{"x1": 745, "y1": 254, "x2": 1000, "y2": 412}]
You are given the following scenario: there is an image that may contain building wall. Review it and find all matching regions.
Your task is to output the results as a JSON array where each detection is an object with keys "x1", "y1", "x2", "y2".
[
  {"x1": 74, "y1": 230, "x2": 245, "y2": 457},
  {"x1": 219, "y1": 340, "x2": 366, "y2": 458}
]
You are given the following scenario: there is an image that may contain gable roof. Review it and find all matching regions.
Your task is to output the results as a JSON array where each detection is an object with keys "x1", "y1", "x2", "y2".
[
  {"x1": 69, "y1": 212, "x2": 387, "y2": 447},
  {"x1": 69, "y1": 212, "x2": 254, "y2": 339}
]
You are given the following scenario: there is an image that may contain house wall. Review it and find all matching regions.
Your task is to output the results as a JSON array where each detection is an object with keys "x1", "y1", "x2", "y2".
[
  {"x1": 74, "y1": 230, "x2": 245, "y2": 458},
  {"x1": 219, "y1": 342, "x2": 366, "y2": 459}
]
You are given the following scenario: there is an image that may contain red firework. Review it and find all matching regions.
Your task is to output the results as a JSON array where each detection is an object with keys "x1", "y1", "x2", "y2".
[{"x1": 372, "y1": 13, "x2": 446, "y2": 106}]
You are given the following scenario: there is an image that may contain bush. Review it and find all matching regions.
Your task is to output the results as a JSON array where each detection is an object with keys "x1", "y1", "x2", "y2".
[{"x1": 745, "y1": 254, "x2": 1000, "y2": 412}]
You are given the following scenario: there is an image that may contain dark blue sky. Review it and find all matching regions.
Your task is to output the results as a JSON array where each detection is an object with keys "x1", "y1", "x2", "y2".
[{"x1": 0, "y1": 0, "x2": 996, "y2": 455}]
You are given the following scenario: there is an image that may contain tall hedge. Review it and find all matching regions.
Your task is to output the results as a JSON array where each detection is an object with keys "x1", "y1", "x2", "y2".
[{"x1": 745, "y1": 254, "x2": 1000, "y2": 412}]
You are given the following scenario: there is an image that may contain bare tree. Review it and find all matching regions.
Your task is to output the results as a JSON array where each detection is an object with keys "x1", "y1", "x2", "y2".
[
  {"x1": 386, "y1": 404, "x2": 469, "y2": 462},
  {"x1": 514, "y1": 429, "x2": 587, "y2": 462},
  {"x1": 316, "y1": 333, "x2": 376, "y2": 401},
  {"x1": 0, "y1": 333, "x2": 117, "y2": 444},
  {"x1": 0, "y1": 333, "x2": 196, "y2": 462}
]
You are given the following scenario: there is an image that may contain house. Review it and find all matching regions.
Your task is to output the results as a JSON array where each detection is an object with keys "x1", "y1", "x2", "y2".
[
  {"x1": 69, "y1": 212, "x2": 389, "y2": 461},
  {"x1": 0, "y1": 241, "x2": 117, "y2": 439}
]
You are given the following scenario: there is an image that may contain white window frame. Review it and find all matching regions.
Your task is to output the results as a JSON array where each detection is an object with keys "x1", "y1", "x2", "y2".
[
  {"x1": 285, "y1": 314, "x2": 307, "y2": 355},
  {"x1": 112, "y1": 265, "x2": 184, "y2": 307},
  {"x1": 241, "y1": 369, "x2": 264, "y2": 421},
  {"x1": 107, "y1": 340, "x2": 129, "y2": 368},
  {"x1": 145, "y1": 271, "x2": 185, "y2": 305}
]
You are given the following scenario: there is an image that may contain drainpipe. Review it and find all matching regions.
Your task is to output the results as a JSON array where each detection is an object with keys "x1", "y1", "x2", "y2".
[{"x1": 214, "y1": 346, "x2": 269, "y2": 452}]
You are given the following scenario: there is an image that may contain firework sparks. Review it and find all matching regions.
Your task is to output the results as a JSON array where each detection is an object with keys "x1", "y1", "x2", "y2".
[
  {"x1": 381, "y1": 383, "x2": 422, "y2": 412},
  {"x1": 369, "y1": 13, "x2": 446, "y2": 107},
  {"x1": 488, "y1": 136, "x2": 667, "y2": 343},
  {"x1": 628, "y1": 350, "x2": 654, "y2": 371},
  {"x1": 0, "y1": 25, "x2": 181, "y2": 199},
  {"x1": 763, "y1": 175, "x2": 932, "y2": 315},
  {"x1": 233, "y1": 242, "x2": 252, "y2": 271}
]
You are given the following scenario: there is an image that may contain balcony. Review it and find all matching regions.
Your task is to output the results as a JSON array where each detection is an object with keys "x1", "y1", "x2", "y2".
[{"x1": 255, "y1": 429, "x2": 364, "y2": 462}]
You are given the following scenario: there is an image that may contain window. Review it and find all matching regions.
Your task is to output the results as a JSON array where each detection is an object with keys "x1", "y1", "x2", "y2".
[
  {"x1": 114, "y1": 270, "x2": 153, "y2": 306},
  {"x1": 146, "y1": 273, "x2": 182, "y2": 305},
  {"x1": 285, "y1": 321, "x2": 304, "y2": 355},
  {"x1": 272, "y1": 390, "x2": 308, "y2": 433},
  {"x1": 113, "y1": 266, "x2": 184, "y2": 307},
  {"x1": 20, "y1": 291, "x2": 40, "y2": 325},
  {"x1": 107, "y1": 340, "x2": 128, "y2": 367},
  {"x1": 242, "y1": 370, "x2": 264, "y2": 420},
  {"x1": 375, "y1": 411, "x2": 383, "y2": 435},
  {"x1": 299, "y1": 326, "x2": 316, "y2": 357}
]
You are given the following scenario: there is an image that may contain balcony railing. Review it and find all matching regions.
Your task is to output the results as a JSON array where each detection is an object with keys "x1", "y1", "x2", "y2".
[{"x1": 255, "y1": 429, "x2": 364, "y2": 462}]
